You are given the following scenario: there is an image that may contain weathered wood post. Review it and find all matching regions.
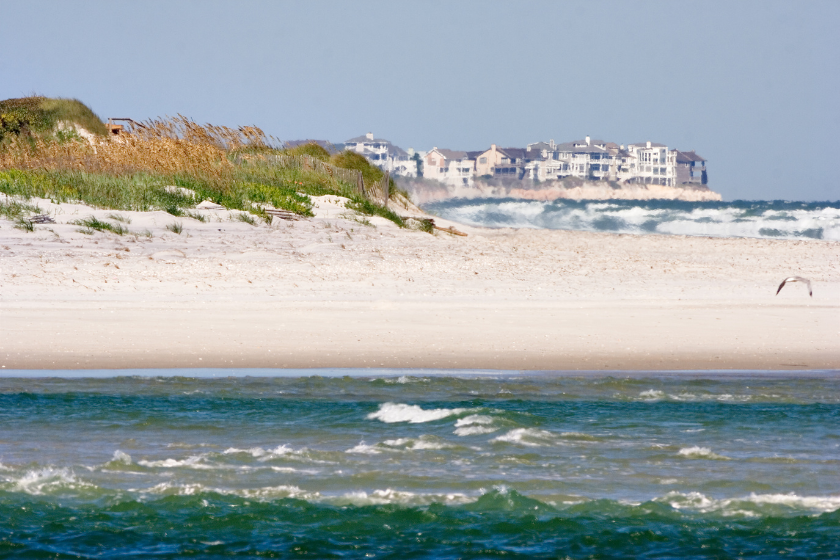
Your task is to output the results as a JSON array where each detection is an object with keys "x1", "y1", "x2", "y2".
[{"x1": 356, "y1": 170, "x2": 365, "y2": 197}]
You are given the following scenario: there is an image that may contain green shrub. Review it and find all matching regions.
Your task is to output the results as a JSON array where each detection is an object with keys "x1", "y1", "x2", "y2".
[
  {"x1": 283, "y1": 142, "x2": 332, "y2": 161},
  {"x1": 0, "y1": 96, "x2": 107, "y2": 143}
]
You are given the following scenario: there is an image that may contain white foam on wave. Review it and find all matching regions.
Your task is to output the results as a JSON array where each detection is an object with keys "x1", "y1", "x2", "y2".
[
  {"x1": 454, "y1": 426, "x2": 499, "y2": 436},
  {"x1": 10, "y1": 467, "x2": 94, "y2": 495},
  {"x1": 661, "y1": 491, "x2": 840, "y2": 515},
  {"x1": 430, "y1": 199, "x2": 840, "y2": 241},
  {"x1": 345, "y1": 442, "x2": 381, "y2": 455},
  {"x1": 455, "y1": 414, "x2": 494, "y2": 427},
  {"x1": 491, "y1": 428, "x2": 555, "y2": 447},
  {"x1": 678, "y1": 446, "x2": 730, "y2": 460},
  {"x1": 223, "y1": 446, "x2": 268, "y2": 458},
  {"x1": 166, "y1": 442, "x2": 217, "y2": 449},
  {"x1": 639, "y1": 389, "x2": 665, "y2": 400},
  {"x1": 137, "y1": 455, "x2": 212, "y2": 469},
  {"x1": 136, "y1": 481, "x2": 319, "y2": 501},
  {"x1": 382, "y1": 376, "x2": 430, "y2": 384},
  {"x1": 112, "y1": 450, "x2": 132, "y2": 465},
  {"x1": 382, "y1": 436, "x2": 456, "y2": 451},
  {"x1": 367, "y1": 402, "x2": 468, "y2": 423},
  {"x1": 335, "y1": 488, "x2": 473, "y2": 506}
]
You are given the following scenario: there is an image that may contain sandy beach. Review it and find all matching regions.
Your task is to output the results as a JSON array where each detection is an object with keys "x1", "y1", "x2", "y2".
[{"x1": 1, "y1": 194, "x2": 838, "y2": 371}]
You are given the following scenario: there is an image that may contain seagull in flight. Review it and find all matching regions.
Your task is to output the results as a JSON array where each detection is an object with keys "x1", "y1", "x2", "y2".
[{"x1": 776, "y1": 276, "x2": 812, "y2": 297}]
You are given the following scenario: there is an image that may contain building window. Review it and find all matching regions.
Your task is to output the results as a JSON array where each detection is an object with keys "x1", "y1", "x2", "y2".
[{"x1": 479, "y1": 157, "x2": 487, "y2": 163}]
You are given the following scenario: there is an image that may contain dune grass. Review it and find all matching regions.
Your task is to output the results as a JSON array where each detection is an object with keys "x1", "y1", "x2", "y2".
[
  {"x1": 0, "y1": 105, "x2": 411, "y2": 227},
  {"x1": 0, "y1": 196, "x2": 42, "y2": 220},
  {"x1": 72, "y1": 215, "x2": 129, "y2": 235}
]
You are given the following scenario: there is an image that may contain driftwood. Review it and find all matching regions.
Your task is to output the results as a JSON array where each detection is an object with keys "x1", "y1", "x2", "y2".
[
  {"x1": 264, "y1": 208, "x2": 301, "y2": 221},
  {"x1": 402, "y1": 215, "x2": 468, "y2": 237},
  {"x1": 29, "y1": 215, "x2": 55, "y2": 224},
  {"x1": 434, "y1": 225, "x2": 468, "y2": 236}
]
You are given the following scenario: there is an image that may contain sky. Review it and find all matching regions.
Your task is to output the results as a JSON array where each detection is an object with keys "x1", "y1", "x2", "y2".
[{"x1": 2, "y1": 0, "x2": 838, "y2": 201}]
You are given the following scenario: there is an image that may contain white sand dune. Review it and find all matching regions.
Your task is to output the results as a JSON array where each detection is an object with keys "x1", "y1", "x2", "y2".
[{"x1": 1, "y1": 194, "x2": 837, "y2": 371}]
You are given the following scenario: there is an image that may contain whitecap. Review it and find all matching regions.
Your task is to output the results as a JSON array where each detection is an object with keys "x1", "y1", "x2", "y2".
[
  {"x1": 383, "y1": 376, "x2": 430, "y2": 384},
  {"x1": 677, "y1": 446, "x2": 730, "y2": 460},
  {"x1": 223, "y1": 446, "x2": 268, "y2": 458},
  {"x1": 639, "y1": 389, "x2": 665, "y2": 400},
  {"x1": 335, "y1": 488, "x2": 472, "y2": 506},
  {"x1": 382, "y1": 436, "x2": 455, "y2": 451},
  {"x1": 455, "y1": 414, "x2": 494, "y2": 427},
  {"x1": 491, "y1": 428, "x2": 555, "y2": 447},
  {"x1": 137, "y1": 455, "x2": 218, "y2": 469},
  {"x1": 367, "y1": 402, "x2": 467, "y2": 423},
  {"x1": 135, "y1": 482, "x2": 318, "y2": 501},
  {"x1": 454, "y1": 425, "x2": 499, "y2": 436},
  {"x1": 11, "y1": 467, "x2": 94, "y2": 495},
  {"x1": 112, "y1": 450, "x2": 132, "y2": 465},
  {"x1": 660, "y1": 491, "x2": 840, "y2": 515},
  {"x1": 345, "y1": 442, "x2": 381, "y2": 455}
]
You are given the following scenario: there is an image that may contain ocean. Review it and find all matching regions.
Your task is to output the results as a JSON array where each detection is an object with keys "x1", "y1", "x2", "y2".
[
  {"x1": 1, "y1": 370, "x2": 839, "y2": 558},
  {"x1": 423, "y1": 199, "x2": 840, "y2": 241}
]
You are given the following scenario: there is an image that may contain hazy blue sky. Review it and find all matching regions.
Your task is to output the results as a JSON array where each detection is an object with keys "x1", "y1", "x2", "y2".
[{"x1": 2, "y1": 0, "x2": 838, "y2": 200}]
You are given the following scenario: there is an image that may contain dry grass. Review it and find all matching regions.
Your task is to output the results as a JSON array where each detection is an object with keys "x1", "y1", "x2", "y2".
[
  {"x1": 0, "y1": 113, "x2": 408, "y2": 227},
  {"x1": 0, "y1": 115, "x2": 264, "y2": 179}
]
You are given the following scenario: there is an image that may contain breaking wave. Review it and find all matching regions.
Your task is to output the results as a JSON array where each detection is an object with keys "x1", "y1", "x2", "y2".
[
  {"x1": 425, "y1": 198, "x2": 840, "y2": 240},
  {"x1": 367, "y1": 402, "x2": 470, "y2": 423}
]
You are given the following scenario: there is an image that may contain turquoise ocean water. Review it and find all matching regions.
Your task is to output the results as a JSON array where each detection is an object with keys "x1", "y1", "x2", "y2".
[{"x1": 1, "y1": 370, "x2": 839, "y2": 558}]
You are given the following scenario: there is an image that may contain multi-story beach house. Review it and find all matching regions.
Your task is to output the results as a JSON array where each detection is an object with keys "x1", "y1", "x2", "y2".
[
  {"x1": 473, "y1": 145, "x2": 531, "y2": 179},
  {"x1": 343, "y1": 132, "x2": 705, "y2": 188},
  {"x1": 524, "y1": 137, "x2": 623, "y2": 182},
  {"x1": 423, "y1": 148, "x2": 477, "y2": 185},
  {"x1": 624, "y1": 142, "x2": 677, "y2": 186},
  {"x1": 674, "y1": 150, "x2": 707, "y2": 185},
  {"x1": 343, "y1": 132, "x2": 418, "y2": 177}
]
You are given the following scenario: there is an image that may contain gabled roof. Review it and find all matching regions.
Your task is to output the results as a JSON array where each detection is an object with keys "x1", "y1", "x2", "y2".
[
  {"x1": 345, "y1": 134, "x2": 391, "y2": 143},
  {"x1": 437, "y1": 149, "x2": 470, "y2": 161},
  {"x1": 571, "y1": 138, "x2": 610, "y2": 148},
  {"x1": 554, "y1": 141, "x2": 611, "y2": 155},
  {"x1": 466, "y1": 150, "x2": 484, "y2": 160},
  {"x1": 674, "y1": 150, "x2": 706, "y2": 163},
  {"x1": 629, "y1": 142, "x2": 668, "y2": 148},
  {"x1": 500, "y1": 147, "x2": 527, "y2": 160}
]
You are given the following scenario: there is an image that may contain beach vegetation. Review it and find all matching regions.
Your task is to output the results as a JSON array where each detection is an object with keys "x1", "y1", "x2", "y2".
[
  {"x1": 283, "y1": 142, "x2": 331, "y2": 161},
  {"x1": 107, "y1": 213, "x2": 131, "y2": 224},
  {"x1": 14, "y1": 217, "x2": 34, "y2": 232},
  {"x1": 0, "y1": 197, "x2": 42, "y2": 220},
  {"x1": 235, "y1": 212, "x2": 257, "y2": 226},
  {"x1": 0, "y1": 103, "x2": 412, "y2": 228},
  {"x1": 72, "y1": 215, "x2": 128, "y2": 235},
  {"x1": 166, "y1": 222, "x2": 183, "y2": 234},
  {"x1": 183, "y1": 210, "x2": 206, "y2": 222},
  {"x1": 0, "y1": 96, "x2": 108, "y2": 143}
]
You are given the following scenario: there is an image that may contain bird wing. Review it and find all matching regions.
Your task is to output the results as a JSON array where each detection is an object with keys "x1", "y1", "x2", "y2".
[
  {"x1": 775, "y1": 278, "x2": 787, "y2": 295},
  {"x1": 792, "y1": 276, "x2": 813, "y2": 296}
]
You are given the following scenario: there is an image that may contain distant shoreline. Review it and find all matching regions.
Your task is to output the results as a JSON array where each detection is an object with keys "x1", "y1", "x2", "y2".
[{"x1": 402, "y1": 177, "x2": 721, "y2": 204}]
